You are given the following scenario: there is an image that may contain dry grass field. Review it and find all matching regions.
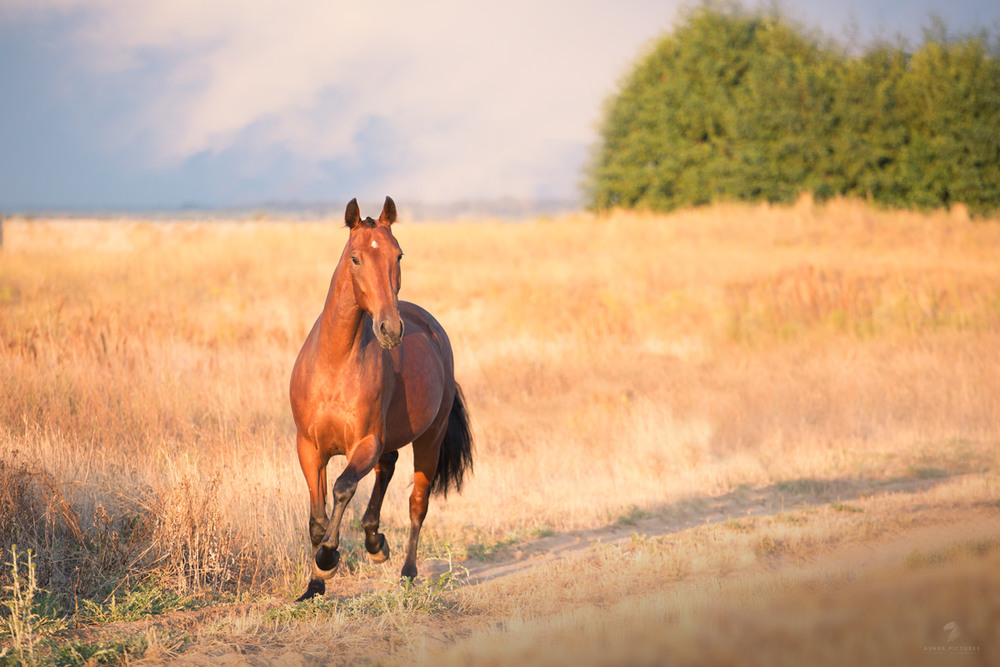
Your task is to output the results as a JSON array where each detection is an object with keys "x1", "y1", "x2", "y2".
[{"x1": 1, "y1": 197, "x2": 999, "y2": 665}]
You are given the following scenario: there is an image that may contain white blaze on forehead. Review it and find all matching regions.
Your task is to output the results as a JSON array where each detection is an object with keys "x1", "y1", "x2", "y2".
[{"x1": 371, "y1": 240, "x2": 378, "y2": 249}]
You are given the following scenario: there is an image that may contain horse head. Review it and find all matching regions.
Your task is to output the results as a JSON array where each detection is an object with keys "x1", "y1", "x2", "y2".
[{"x1": 344, "y1": 196, "x2": 404, "y2": 349}]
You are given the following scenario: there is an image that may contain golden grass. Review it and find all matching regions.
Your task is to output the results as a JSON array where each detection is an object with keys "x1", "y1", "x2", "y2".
[{"x1": 1, "y1": 198, "x2": 999, "y2": 664}]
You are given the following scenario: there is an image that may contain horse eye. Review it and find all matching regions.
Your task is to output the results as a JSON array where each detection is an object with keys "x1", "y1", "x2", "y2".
[
  {"x1": 397, "y1": 254, "x2": 403, "y2": 262},
  {"x1": 351, "y1": 256, "x2": 360, "y2": 266}
]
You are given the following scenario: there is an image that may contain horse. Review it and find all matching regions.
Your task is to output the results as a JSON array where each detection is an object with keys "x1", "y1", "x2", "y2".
[{"x1": 289, "y1": 196, "x2": 474, "y2": 601}]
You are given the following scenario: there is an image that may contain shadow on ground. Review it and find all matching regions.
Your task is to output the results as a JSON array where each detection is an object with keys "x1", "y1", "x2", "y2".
[{"x1": 450, "y1": 472, "x2": 959, "y2": 584}]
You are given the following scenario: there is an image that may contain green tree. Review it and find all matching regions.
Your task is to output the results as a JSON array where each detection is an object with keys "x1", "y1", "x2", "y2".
[
  {"x1": 586, "y1": 3, "x2": 1000, "y2": 215},
  {"x1": 587, "y1": 4, "x2": 840, "y2": 211},
  {"x1": 897, "y1": 38, "x2": 1000, "y2": 213},
  {"x1": 825, "y1": 43, "x2": 910, "y2": 205}
]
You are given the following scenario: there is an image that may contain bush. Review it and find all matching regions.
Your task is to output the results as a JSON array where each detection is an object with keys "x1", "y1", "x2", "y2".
[{"x1": 586, "y1": 2, "x2": 1000, "y2": 215}]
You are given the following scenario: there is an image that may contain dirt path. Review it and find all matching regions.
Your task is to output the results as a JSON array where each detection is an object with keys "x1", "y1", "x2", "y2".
[
  {"x1": 457, "y1": 473, "x2": 960, "y2": 583},
  {"x1": 61, "y1": 470, "x2": 999, "y2": 665}
]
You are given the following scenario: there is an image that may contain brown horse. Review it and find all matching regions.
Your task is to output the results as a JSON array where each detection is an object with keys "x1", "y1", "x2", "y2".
[{"x1": 290, "y1": 196, "x2": 473, "y2": 601}]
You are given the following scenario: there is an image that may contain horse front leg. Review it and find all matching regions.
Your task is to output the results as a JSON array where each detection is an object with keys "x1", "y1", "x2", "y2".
[
  {"x1": 314, "y1": 434, "x2": 382, "y2": 577},
  {"x1": 296, "y1": 433, "x2": 330, "y2": 601},
  {"x1": 362, "y1": 450, "x2": 399, "y2": 564}
]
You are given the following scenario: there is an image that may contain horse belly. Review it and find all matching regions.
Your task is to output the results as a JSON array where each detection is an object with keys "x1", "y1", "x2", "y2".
[{"x1": 385, "y1": 332, "x2": 448, "y2": 449}]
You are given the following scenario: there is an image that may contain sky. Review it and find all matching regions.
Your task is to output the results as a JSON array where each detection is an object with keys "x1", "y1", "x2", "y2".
[{"x1": 1, "y1": 0, "x2": 998, "y2": 212}]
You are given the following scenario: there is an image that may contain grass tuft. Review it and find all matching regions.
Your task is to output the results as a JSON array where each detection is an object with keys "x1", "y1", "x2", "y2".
[{"x1": 0, "y1": 546, "x2": 69, "y2": 666}]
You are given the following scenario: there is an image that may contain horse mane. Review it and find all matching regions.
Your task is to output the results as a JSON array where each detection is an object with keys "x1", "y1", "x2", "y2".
[{"x1": 345, "y1": 216, "x2": 378, "y2": 229}]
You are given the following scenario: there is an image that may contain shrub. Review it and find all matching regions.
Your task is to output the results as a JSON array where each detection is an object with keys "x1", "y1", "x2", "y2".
[{"x1": 586, "y1": 2, "x2": 1000, "y2": 215}]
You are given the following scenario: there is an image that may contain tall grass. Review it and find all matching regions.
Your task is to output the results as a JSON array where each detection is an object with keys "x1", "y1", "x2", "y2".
[{"x1": 0, "y1": 198, "x2": 998, "y2": 622}]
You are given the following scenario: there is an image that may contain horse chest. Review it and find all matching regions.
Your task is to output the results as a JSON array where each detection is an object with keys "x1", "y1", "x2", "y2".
[{"x1": 303, "y1": 367, "x2": 389, "y2": 456}]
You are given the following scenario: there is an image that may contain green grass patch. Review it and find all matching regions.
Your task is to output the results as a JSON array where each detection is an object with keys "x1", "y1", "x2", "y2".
[
  {"x1": 722, "y1": 518, "x2": 756, "y2": 533},
  {"x1": 77, "y1": 581, "x2": 195, "y2": 625},
  {"x1": 464, "y1": 536, "x2": 518, "y2": 561},
  {"x1": 775, "y1": 512, "x2": 809, "y2": 525},
  {"x1": 616, "y1": 505, "x2": 655, "y2": 526},
  {"x1": 531, "y1": 525, "x2": 557, "y2": 539},
  {"x1": 831, "y1": 502, "x2": 864, "y2": 513},
  {"x1": 50, "y1": 635, "x2": 153, "y2": 666},
  {"x1": 273, "y1": 558, "x2": 468, "y2": 623},
  {"x1": 1, "y1": 546, "x2": 69, "y2": 667},
  {"x1": 338, "y1": 567, "x2": 466, "y2": 618}
]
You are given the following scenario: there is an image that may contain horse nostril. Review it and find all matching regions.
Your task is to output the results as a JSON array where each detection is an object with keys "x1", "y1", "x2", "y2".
[{"x1": 378, "y1": 319, "x2": 403, "y2": 345}]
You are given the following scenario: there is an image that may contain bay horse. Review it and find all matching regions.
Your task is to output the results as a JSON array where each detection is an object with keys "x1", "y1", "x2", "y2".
[{"x1": 290, "y1": 196, "x2": 473, "y2": 601}]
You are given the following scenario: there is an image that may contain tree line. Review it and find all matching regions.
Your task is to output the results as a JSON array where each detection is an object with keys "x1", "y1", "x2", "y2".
[{"x1": 586, "y1": 3, "x2": 1000, "y2": 215}]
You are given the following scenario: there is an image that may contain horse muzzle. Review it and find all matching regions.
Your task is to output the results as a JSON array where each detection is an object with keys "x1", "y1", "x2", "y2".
[{"x1": 374, "y1": 317, "x2": 404, "y2": 349}]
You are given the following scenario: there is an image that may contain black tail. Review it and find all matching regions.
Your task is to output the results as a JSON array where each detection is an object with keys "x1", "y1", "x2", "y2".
[{"x1": 430, "y1": 384, "x2": 474, "y2": 498}]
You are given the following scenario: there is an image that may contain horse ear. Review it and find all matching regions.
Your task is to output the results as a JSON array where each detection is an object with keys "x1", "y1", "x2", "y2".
[
  {"x1": 345, "y1": 198, "x2": 361, "y2": 229},
  {"x1": 378, "y1": 196, "x2": 397, "y2": 226}
]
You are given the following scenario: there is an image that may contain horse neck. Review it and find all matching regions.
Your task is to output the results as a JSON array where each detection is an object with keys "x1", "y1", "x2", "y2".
[{"x1": 317, "y1": 260, "x2": 367, "y2": 362}]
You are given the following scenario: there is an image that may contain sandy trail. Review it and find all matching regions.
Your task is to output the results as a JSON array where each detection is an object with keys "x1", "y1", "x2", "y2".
[{"x1": 61, "y1": 470, "x2": 1000, "y2": 666}]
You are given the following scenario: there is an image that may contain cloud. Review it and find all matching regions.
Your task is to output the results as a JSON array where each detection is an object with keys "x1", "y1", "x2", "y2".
[
  {"x1": 4, "y1": 0, "x2": 681, "y2": 203},
  {"x1": 4, "y1": 0, "x2": 1000, "y2": 207}
]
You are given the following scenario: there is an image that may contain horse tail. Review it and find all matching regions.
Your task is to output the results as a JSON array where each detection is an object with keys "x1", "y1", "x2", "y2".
[{"x1": 430, "y1": 384, "x2": 474, "y2": 498}]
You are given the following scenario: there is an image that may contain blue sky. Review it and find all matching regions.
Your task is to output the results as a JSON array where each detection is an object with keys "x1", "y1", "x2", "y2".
[{"x1": 1, "y1": 0, "x2": 998, "y2": 212}]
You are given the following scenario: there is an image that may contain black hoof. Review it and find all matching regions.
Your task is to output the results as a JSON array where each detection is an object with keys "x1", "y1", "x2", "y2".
[
  {"x1": 401, "y1": 563, "x2": 417, "y2": 581},
  {"x1": 368, "y1": 533, "x2": 390, "y2": 564},
  {"x1": 314, "y1": 545, "x2": 340, "y2": 578},
  {"x1": 295, "y1": 579, "x2": 325, "y2": 602}
]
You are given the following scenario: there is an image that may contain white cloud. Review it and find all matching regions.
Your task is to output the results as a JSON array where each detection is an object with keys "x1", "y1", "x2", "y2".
[
  {"x1": 6, "y1": 0, "x2": 680, "y2": 202},
  {"x1": 4, "y1": 0, "x2": 999, "y2": 206}
]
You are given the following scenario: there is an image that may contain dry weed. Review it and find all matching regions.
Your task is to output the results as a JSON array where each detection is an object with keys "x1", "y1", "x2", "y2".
[{"x1": 0, "y1": 201, "x2": 998, "y2": 662}]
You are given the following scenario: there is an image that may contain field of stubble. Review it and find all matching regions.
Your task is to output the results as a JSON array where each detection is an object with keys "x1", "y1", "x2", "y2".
[{"x1": 1, "y1": 198, "x2": 999, "y2": 665}]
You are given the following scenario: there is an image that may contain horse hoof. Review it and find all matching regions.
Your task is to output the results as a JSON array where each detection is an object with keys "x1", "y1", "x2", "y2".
[
  {"x1": 313, "y1": 546, "x2": 340, "y2": 578},
  {"x1": 295, "y1": 579, "x2": 326, "y2": 602},
  {"x1": 401, "y1": 563, "x2": 417, "y2": 581},
  {"x1": 368, "y1": 534, "x2": 390, "y2": 564}
]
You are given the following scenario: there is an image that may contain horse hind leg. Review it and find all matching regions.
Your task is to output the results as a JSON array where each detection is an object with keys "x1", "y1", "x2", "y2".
[
  {"x1": 401, "y1": 387, "x2": 474, "y2": 580},
  {"x1": 362, "y1": 450, "x2": 398, "y2": 564},
  {"x1": 401, "y1": 424, "x2": 447, "y2": 580},
  {"x1": 402, "y1": 469, "x2": 432, "y2": 580}
]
